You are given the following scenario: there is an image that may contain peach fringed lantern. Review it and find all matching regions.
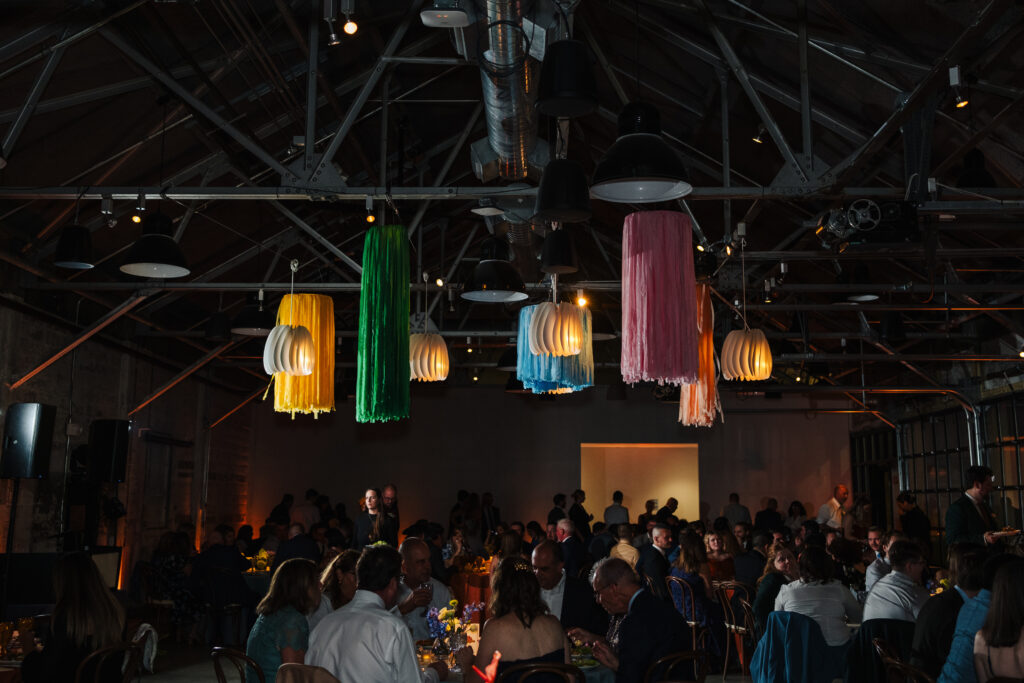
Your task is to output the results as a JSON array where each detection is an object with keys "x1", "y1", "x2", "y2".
[
  {"x1": 528, "y1": 302, "x2": 583, "y2": 357},
  {"x1": 272, "y1": 293, "x2": 335, "y2": 417},
  {"x1": 721, "y1": 327, "x2": 772, "y2": 381},
  {"x1": 679, "y1": 284, "x2": 722, "y2": 426},
  {"x1": 409, "y1": 333, "x2": 449, "y2": 382}
]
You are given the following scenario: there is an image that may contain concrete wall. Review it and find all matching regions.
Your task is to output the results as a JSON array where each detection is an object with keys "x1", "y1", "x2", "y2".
[{"x1": 247, "y1": 385, "x2": 852, "y2": 532}]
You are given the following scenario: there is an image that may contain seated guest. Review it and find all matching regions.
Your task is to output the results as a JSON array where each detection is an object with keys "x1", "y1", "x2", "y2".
[
  {"x1": 863, "y1": 541, "x2": 930, "y2": 622},
  {"x1": 588, "y1": 522, "x2": 616, "y2": 561},
  {"x1": 844, "y1": 495, "x2": 873, "y2": 540},
  {"x1": 704, "y1": 531, "x2": 735, "y2": 582},
  {"x1": 532, "y1": 540, "x2": 608, "y2": 634},
  {"x1": 939, "y1": 553, "x2": 1019, "y2": 683},
  {"x1": 271, "y1": 523, "x2": 321, "y2": 572},
  {"x1": 307, "y1": 545, "x2": 448, "y2": 683},
  {"x1": 354, "y1": 488, "x2": 398, "y2": 548},
  {"x1": 423, "y1": 523, "x2": 454, "y2": 583},
  {"x1": 525, "y1": 521, "x2": 545, "y2": 551},
  {"x1": 246, "y1": 558, "x2": 320, "y2": 683},
  {"x1": 774, "y1": 546, "x2": 862, "y2": 647},
  {"x1": 897, "y1": 492, "x2": 932, "y2": 555},
  {"x1": 457, "y1": 557, "x2": 570, "y2": 683},
  {"x1": 911, "y1": 543, "x2": 987, "y2": 678},
  {"x1": 784, "y1": 500, "x2": 807, "y2": 537},
  {"x1": 192, "y1": 529, "x2": 258, "y2": 617},
  {"x1": 866, "y1": 526, "x2": 884, "y2": 563},
  {"x1": 152, "y1": 531, "x2": 201, "y2": 638},
  {"x1": 711, "y1": 517, "x2": 744, "y2": 557},
  {"x1": 610, "y1": 524, "x2": 639, "y2": 568},
  {"x1": 489, "y1": 531, "x2": 524, "y2": 576},
  {"x1": 604, "y1": 490, "x2": 630, "y2": 526},
  {"x1": 734, "y1": 530, "x2": 772, "y2": 587},
  {"x1": 973, "y1": 558, "x2": 1024, "y2": 682},
  {"x1": 637, "y1": 524, "x2": 674, "y2": 601},
  {"x1": 733, "y1": 522, "x2": 752, "y2": 553},
  {"x1": 397, "y1": 538, "x2": 455, "y2": 640},
  {"x1": 797, "y1": 519, "x2": 825, "y2": 551},
  {"x1": 632, "y1": 518, "x2": 656, "y2": 549},
  {"x1": 688, "y1": 519, "x2": 706, "y2": 539},
  {"x1": 827, "y1": 535, "x2": 867, "y2": 593},
  {"x1": 754, "y1": 498, "x2": 783, "y2": 533},
  {"x1": 555, "y1": 518, "x2": 585, "y2": 579},
  {"x1": 22, "y1": 553, "x2": 126, "y2": 683},
  {"x1": 236, "y1": 524, "x2": 255, "y2": 557},
  {"x1": 443, "y1": 526, "x2": 470, "y2": 570},
  {"x1": 309, "y1": 549, "x2": 360, "y2": 630},
  {"x1": 669, "y1": 532, "x2": 724, "y2": 654},
  {"x1": 587, "y1": 558, "x2": 690, "y2": 683},
  {"x1": 752, "y1": 545, "x2": 798, "y2": 633},
  {"x1": 866, "y1": 531, "x2": 908, "y2": 593}
]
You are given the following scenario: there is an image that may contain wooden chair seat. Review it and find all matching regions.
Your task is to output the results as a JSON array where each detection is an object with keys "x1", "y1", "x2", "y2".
[
  {"x1": 644, "y1": 651, "x2": 711, "y2": 683},
  {"x1": 494, "y1": 662, "x2": 585, "y2": 683},
  {"x1": 211, "y1": 646, "x2": 266, "y2": 683},
  {"x1": 74, "y1": 641, "x2": 143, "y2": 683}
]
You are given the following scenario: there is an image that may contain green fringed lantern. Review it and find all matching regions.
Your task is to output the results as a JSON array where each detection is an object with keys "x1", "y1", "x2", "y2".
[{"x1": 356, "y1": 224, "x2": 411, "y2": 422}]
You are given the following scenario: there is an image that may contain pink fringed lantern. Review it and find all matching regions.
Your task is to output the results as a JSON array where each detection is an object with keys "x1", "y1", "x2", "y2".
[{"x1": 621, "y1": 211, "x2": 698, "y2": 385}]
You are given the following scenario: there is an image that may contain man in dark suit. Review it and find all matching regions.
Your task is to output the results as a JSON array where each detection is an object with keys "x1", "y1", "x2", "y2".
[
  {"x1": 898, "y1": 491, "x2": 932, "y2": 553},
  {"x1": 945, "y1": 465, "x2": 1000, "y2": 547},
  {"x1": 271, "y1": 522, "x2": 321, "y2": 572},
  {"x1": 910, "y1": 542, "x2": 987, "y2": 678},
  {"x1": 556, "y1": 518, "x2": 586, "y2": 579},
  {"x1": 636, "y1": 524, "x2": 673, "y2": 601},
  {"x1": 589, "y1": 558, "x2": 690, "y2": 683},
  {"x1": 569, "y1": 489, "x2": 594, "y2": 541},
  {"x1": 532, "y1": 540, "x2": 608, "y2": 634},
  {"x1": 734, "y1": 530, "x2": 772, "y2": 586}
]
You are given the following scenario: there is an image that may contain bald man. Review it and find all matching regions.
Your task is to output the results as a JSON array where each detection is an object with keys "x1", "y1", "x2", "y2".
[{"x1": 395, "y1": 538, "x2": 453, "y2": 640}]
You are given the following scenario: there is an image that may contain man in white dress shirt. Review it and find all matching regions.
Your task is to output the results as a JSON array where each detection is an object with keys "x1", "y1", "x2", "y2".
[
  {"x1": 604, "y1": 490, "x2": 630, "y2": 526},
  {"x1": 865, "y1": 531, "x2": 908, "y2": 593},
  {"x1": 396, "y1": 538, "x2": 453, "y2": 640},
  {"x1": 307, "y1": 545, "x2": 449, "y2": 683},
  {"x1": 863, "y1": 540, "x2": 930, "y2": 622},
  {"x1": 816, "y1": 485, "x2": 850, "y2": 530}
]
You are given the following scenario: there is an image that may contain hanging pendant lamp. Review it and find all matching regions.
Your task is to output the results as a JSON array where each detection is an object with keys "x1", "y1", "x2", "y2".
[
  {"x1": 620, "y1": 211, "x2": 698, "y2": 385},
  {"x1": 517, "y1": 304, "x2": 594, "y2": 394},
  {"x1": 231, "y1": 291, "x2": 275, "y2": 336},
  {"x1": 591, "y1": 102, "x2": 691, "y2": 203},
  {"x1": 540, "y1": 228, "x2": 578, "y2": 275},
  {"x1": 357, "y1": 224, "x2": 410, "y2": 423},
  {"x1": 679, "y1": 284, "x2": 723, "y2": 427},
  {"x1": 410, "y1": 333, "x2": 449, "y2": 382},
  {"x1": 528, "y1": 302, "x2": 583, "y2": 356},
  {"x1": 534, "y1": 159, "x2": 591, "y2": 223},
  {"x1": 262, "y1": 261, "x2": 318, "y2": 378},
  {"x1": 54, "y1": 224, "x2": 94, "y2": 269},
  {"x1": 721, "y1": 328, "x2": 772, "y2": 381},
  {"x1": 537, "y1": 39, "x2": 598, "y2": 118},
  {"x1": 120, "y1": 212, "x2": 190, "y2": 278},
  {"x1": 461, "y1": 236, "x2": 527, "y2": 303}
]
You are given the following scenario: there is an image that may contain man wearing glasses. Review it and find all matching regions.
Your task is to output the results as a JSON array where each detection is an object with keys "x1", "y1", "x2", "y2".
[
  {"x1": 862, "y1": 541, "x2": 931, "y2": 622},
  {"x1": 586, "y1": 558, "x2": 689, "y2": 683}
]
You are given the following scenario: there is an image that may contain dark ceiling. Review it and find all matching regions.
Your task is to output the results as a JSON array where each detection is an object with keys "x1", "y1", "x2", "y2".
[{"x1": 1, "y1": 0, "x2": 1023, "y2": 422}]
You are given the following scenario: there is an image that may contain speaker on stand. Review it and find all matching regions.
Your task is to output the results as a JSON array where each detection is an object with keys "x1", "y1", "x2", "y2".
[{"x1": 1, "y1": 403, "x2": 56, "y2": 618}]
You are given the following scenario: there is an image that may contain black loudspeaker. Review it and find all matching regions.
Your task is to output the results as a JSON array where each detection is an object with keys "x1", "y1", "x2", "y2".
[
  {"x1": 88, "y1": 419, "x2": 130, "y2": 483},
  {"x1": 1, "y1": 403, "x2": 55, "y2": 479}
]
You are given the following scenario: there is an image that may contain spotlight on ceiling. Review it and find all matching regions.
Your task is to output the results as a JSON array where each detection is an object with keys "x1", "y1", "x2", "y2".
[
  {"x1": 420, "y1": 0, "x2": 470, "y2": 27},
  {"x1": 949, "y1": 65, "x2": 969, "y2": 109},
  {"x1": 752, "y1": 124, "x2": 766, "y2": 144},
  {"x1": 365, "y1": 195, "x2": 375, "y2": 223}
]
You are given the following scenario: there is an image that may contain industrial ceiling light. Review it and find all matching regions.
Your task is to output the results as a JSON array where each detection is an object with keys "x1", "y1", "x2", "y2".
[
  {"x1": 231, "y1": 290, "x2": 275, "y2": 337},
  {"x1": 534, "y1": 159, "x2": 591, "y2": 223},
  {"x1": 323, "y1": 0, "x2": 342, "y2": 45},
  {"x1": 54, "y1": 224, "x2": 94, "y2": 270},
  {"x1": 420, "y1": 0, "x2": 470, "y2": 27},
  {"x1": 752, "y1": 124, "x2": 766, "y2": 144},
  {"x1": 120, "y1": 212, "x2": 190, "y2": 278},
  {"x1": 591, "y1": 102, "x2": 691, "y2": 203},
  {"x1": 540, "y1": 227, "x2": 578, "y2": 275},
  {"x1": 461, "y1": 236, "x2": 527, "y2": 303},
  {"x1": 536, "y1": 40, "x2": 598, "y2": 118}
]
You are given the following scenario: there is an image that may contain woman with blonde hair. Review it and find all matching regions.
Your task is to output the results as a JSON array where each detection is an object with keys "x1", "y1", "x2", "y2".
[
  {"x1": 22, "y1": 552, "x2": 126, "y2": 683},
  {"x1": 752, "y1": 544, "x2": 799, "y2": 632},
  {"x1": 705, "y1": 532, "x2": 736, "y2": 581},
  {"x1": 456, "y1": 557, "x2": 570, "y2": 683}
]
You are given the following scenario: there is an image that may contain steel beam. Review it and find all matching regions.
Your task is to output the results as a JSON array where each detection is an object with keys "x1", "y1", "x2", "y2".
[
  {"x1": 2, "y1": 32, "x2": 66, "y2": 159},
  {"x1": 774, "y1": 353, "x2": 1022, "y2": 363},
  {"x1": 209, "y1": 386, "x2": 267, "y2": 429},
  {"x1": 7, "y1": 294, "x2": 148, "y2": 391},
  {"x1": 426, "y1": 224, "x2": 479, "y2": 319},
  {"x1": 271, "y1": 202, "x2": 362, "y2": 274},
  {"x1": 797, "y1": 0, "x2": 812, "y2": 171},
  {"x1": 129, "y1": 341, "x2": 237, "y2": 415}
]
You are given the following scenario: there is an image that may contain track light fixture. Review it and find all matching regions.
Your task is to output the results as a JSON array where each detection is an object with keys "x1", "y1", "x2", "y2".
[
  {"x1": 949, "y1": 65, "x2": 968, "y2": 109},
  {"x1": 752, "y1": 124, "x2": 766, "y2": 144},
  {"x1": 365, "y1": 195, "x2": 375, "y2": 223},
  {"x1": 341, "y1": 0, "x2": 357, "y2": 34}
]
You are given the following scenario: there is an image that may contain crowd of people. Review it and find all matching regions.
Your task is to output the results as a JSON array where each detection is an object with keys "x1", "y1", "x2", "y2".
[{"x1": 16, "y1": 464, "x2": 1024, "y2": 683}]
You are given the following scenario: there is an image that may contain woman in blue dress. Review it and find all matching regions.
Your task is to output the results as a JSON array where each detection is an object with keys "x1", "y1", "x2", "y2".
[
  {"x1": 245, "y1": 558, "x2": 320, "y2": 683},
  {"x1": 669, "y1": 530, "x2": 726, "y2": 657}
]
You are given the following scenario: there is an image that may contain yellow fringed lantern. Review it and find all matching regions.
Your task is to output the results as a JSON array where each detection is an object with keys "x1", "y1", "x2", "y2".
[
  {"x1": 410, "y1": 333, "x2": 449, "y2": 382},
  {"x1": 528, "y1": 302, "x2": 582, "y2": 357},
  {"x1": 273, "y1": 293, "x2": 335, "y2": 417},
  {"x1": 721, "y1": 328, "x2": 772, "y2": 381}
]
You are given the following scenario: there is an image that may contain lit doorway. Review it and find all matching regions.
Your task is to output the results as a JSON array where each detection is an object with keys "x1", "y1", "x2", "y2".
[{"x1": 580, "y1": 443, "x2": 700, "y2": 522}]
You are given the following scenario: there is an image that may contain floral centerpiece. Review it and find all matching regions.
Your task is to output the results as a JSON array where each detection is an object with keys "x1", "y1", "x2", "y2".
[{"x1": 427, "y1": 598, "x2": 483, "y2": 666}]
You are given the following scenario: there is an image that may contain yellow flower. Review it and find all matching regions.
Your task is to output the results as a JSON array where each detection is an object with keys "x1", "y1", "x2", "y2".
[{"x1": 449, "y1": 599, "x2": 459, "y2": 608}]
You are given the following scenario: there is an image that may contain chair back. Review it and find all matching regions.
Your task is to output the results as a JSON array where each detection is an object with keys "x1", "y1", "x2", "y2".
[
  {"x1": 736, "y1": 598, "x2": 759, "y2": 643},
  {"x1": 881, "y1": 660, "x2": 936, "y2": 683},
  {"x1": 494, "y1": 662, "x2": 584, "y2": 683},
  {"x1": 644, "y1": 650, "x2": 710, "y2": 683},
  {"x1": 277, "y1": 663, "x2": 342, "y2": 683},
  {"x1": 212, "y1": 646, "x2": 266, "y2": 683},
  {"x1": 872, "y1": 637, "x2": 902, "y2": 664},
  {"x1": 665, "y1": 576, "x2": 699, "y2": 625},
  {"x1": 73, "y1": 641, "x2": 142, "y2": 683},
  {"x1": 713, "y1": 581, "x2": 750, "y2": 633}
]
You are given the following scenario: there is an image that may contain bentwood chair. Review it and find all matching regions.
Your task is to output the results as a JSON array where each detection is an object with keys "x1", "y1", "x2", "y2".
[
  {"x1": 74, "y1": 641, "x2": 143, "y2": 683},
  {"x1": 872, "y1": 637, "x2": 902, "y2": 665},
  {"x1": 494, "y1": 662, "x2": 585, "y2": 683},
  {"x1": 211, "y1": 646, "x2": 266, "y2": 683},
  {"x1": 879, "y1": 660, "x2": 936, "y2": 683},
  {"x1": 644, "y1": 651, "x2": 711, "y2": 683},
  {"x1": 665, "y1": 576, "x2": 707, "y2": 652},
  {"x1": 714, "y1": 581, "x2": 754, "y2": 681}
]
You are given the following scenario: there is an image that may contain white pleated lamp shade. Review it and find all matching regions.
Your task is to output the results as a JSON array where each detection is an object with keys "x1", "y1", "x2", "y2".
[
  {"x1": 410, "y1": 333, "x2": 449, "y2": 382},
  {"x1": 721, "y1": 328, "x2": 773, "y2": 381},
  {"x1": 263, "y1": 324, "x2": 316, "y2": 376},
  {"x1": 528, "y1": 302, "x2": 583, "y2": 357}
]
